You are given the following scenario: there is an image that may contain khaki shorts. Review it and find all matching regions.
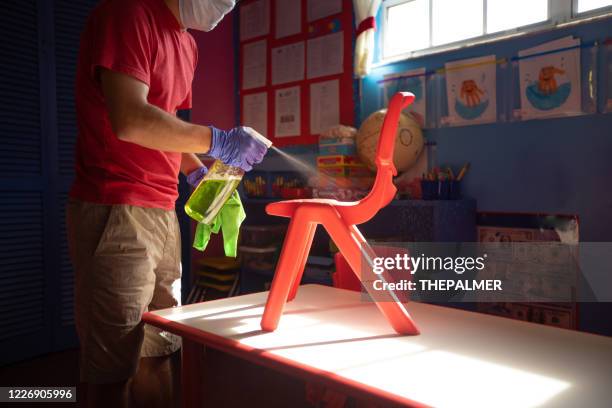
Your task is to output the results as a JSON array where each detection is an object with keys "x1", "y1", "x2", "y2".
[{"x1": 66, "y1": 199, "x2": 182, "y2": 384}]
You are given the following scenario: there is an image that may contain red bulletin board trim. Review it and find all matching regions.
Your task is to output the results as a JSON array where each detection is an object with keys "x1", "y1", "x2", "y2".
[{"x1": 239, "y1": 0, "x2": 355, "y2": 147}]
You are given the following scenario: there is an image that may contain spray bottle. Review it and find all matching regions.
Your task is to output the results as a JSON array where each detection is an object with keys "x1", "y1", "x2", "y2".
[{"x1": 185, "y1": 128, "x2": 273, "y2": 224}]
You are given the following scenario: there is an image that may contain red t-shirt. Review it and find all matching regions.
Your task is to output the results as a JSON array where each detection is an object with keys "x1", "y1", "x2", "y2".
[{"x1": 70, "y1": 0, "x2": 197, "y2": 210}]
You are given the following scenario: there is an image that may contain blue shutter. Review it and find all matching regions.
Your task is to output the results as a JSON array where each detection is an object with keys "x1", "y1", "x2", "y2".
[
  {"x1": 0, "y1": 1, "x2": 41, "y2": 176},
  {"x1": 57, "y1": 193, "x2": 74, "y2": 327},
  {"x1": 0, "y1": 1, "x2": 49, "y2": 364},
  {"x1": 0, "y1": 193, "x2": 45, "y2": 341},
  {"x1": 0, "y1": 0, "x2": 97, "y2": 364}
]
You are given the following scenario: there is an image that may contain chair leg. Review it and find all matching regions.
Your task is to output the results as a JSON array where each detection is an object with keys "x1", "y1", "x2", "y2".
[
  {"x1": 326, "y1": 222, "x2": 420, "y2": 335},
  {"x1": 287, "y1": 223, "x2": 317, "y2": 302},
  {"x1": 261, "y1": 214, "x2": 312, "y2": 332}
]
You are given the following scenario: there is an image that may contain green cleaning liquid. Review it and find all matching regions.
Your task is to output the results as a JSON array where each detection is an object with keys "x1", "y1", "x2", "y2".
[
  {"x1": 185, "y1": 177, "x2": 242, "y2": 224},
  {"x1": 185, "y1": 128, "x2": 273, "y2": 225},
  {"x1": 185, "y1": 161, "x2": 243, "y2": 224}
]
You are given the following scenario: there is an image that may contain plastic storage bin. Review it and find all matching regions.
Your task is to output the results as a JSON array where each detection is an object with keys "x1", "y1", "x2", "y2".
[
  {"x1": 239, "y1": 245, "x2": 279, "y2": 276},
  {"x1": 240, "y1": 224, "x2": 287, "y2": 247}
]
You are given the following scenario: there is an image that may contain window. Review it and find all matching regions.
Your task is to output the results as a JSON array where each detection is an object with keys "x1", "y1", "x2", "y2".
[
  {"x1": 576, "y1": 0, "x2": 612, "y2": 13},
  {"x1": 432, "y1": 0, "x2": 483, "y2": 46},
  {"x1": 486, "y1": 0, "x2": 548, "y2": 34},
  {"x1": 383, "y1": 0, "x2": 611, "y2": 59},
  {"x1": 384, "y1": 0, "x2": 429, "y2": 57}
]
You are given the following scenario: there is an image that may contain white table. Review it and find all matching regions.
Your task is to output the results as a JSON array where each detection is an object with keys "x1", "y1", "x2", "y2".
[{"x1": 143, "y1": 284, "x2": 612, "y2": 408}]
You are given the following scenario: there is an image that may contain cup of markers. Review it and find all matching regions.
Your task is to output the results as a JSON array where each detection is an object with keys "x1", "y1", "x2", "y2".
[{"x1": 420, "y1": 163, "x2": 469, "y2": 200}]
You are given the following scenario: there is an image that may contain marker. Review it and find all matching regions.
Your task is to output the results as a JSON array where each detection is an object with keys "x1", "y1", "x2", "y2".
[
  {"x1": 457, "y1": 163, "x2": 470, "y2": 181},
  {"x1": 447, "y1": 167, "x2": 455, "y2": 180}
]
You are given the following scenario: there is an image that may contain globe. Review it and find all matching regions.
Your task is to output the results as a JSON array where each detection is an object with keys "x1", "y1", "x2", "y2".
[{"x1": 356, "y1": 110, "x2": 424, "y2": 172}]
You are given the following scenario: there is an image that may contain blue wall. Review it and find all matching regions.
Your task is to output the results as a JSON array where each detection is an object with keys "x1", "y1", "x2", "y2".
[{"x1": 362, "y1": 16, "x2": 612, "y2": 241}]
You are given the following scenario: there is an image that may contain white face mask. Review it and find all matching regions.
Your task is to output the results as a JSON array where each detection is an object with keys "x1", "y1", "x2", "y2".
[{"x1": 178, "y1": 0, "x2": 236, "y2": 32}]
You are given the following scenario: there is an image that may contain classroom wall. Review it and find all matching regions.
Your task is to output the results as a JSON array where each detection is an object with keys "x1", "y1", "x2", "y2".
[
  {"x1": 362, "y1": 16, "x2": 612, "y2": 242},
  {"x1": 191, "y1": 13, "x2": 238, "y2": 129}
]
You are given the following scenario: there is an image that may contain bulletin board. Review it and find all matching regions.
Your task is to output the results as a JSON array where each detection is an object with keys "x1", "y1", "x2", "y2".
[{"x1": 238, "y1": 0, "x2": 355, "y2": 147}]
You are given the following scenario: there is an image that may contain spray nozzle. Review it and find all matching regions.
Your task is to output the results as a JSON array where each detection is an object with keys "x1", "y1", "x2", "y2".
[{"x1": 244, "y1": 127, "x2": 273, "y2": 148}]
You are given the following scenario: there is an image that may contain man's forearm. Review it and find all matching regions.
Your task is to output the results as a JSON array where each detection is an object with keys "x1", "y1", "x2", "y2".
[
  {"x1": 115, "y1": 103, "x2": 212, "y2": 153},
  {"x1": 180, "y1": 153, "x2": 204, "y2": 175}
]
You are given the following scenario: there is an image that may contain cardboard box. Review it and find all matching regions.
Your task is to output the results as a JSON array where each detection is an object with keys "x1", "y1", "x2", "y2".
[
  {"x1": 319, "y1": 166, "x2": 372, "y2": 178},
  {"x1": 319, "y1": 143, "x2": 356, "y2": 156},
  {"x1": 316, "y1": 155, "x2": 364, "y2": 168}
]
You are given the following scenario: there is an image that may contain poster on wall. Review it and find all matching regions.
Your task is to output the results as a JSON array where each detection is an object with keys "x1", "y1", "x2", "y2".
[
  {"x1": 310, "y1": 79, "x2": 340, "y2": 135},
  {"x1": 240, "y1": 0, "x2": 270, "y2": 41},
  {"x1": 445, "y1": 55, "x2": 497, "y2": 126},
  {"x1": 275, "y1": 86, "x2": 301, "y2": 137},
  {"x1": 518, "y1": 36, "x2": 581, "y2": 119},
  {"x1": 307, "y1": 0, "x2": 342, "y2": 22},
  {"x1": 243, "y1": 92, "x2": 268, "y2": 136},
  {"x1": 383, "y1": 68, "x2": 427, "y2": 128},
  {"x1": 475, "y1": 212, "x2": 579, "y2": 329},
  {"x1": 307, "y1": 32, "x2": 344, "y2": 79},
  {"x1": 272, "y1": 42, "x2": 305, "y2": 85},
  {"x1": 242, "y1": 40, "x2": 267, "y2": 90},
  {"x1": 276, "y1": 0, "x2": 301, "y2": 39}
]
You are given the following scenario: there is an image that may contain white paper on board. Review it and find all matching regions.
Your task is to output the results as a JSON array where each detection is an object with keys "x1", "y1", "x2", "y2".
[
  {"x1": 243, "y1": 92, "x2": 268, "y2": 136},
  {"x1": 276, "y1": 0, "x2": 301, "y2": 39},
  {"x1": 383, "y1": 68, "x2": 427, "y2": 128},
  {"x1": 310, "y1": 79, "x2": 340, "y2": 135},
  {"x1": 445, "y1": 55, "x2": 497, "y2": 126},
  {"x1": 307, "y1": 0, "x2": 341, "y2": 22},
  {"x1": 242, "y1": 40, "x2": 267, "y2": 90},
  {"x1": 271, "y1": 42, "x2": 305, "y2": 85},
  {"x1": 240, "y1": 0, "x2": 270, "y2": 41},
  {"x1": 518, "y1": 36, "x2": 581, "y2": 119},
  {"x1": 275, "y1": 86, "x2": 301, "y2": 137},
  {"x1": 307, "y1": 31, "x2": 343, "y2": 79}
]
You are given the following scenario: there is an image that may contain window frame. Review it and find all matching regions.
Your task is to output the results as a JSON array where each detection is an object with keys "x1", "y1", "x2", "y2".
[{"x1": 380, "y1": 0, "x2": 611, "y2": 63}]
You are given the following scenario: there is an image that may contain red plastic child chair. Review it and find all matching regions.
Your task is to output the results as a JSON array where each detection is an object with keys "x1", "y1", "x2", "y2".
[{"x1": 260, "y1": 92, "x2": 420, "y2": 335}]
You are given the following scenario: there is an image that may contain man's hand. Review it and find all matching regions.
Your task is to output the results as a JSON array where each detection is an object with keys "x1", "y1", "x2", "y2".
[
  {"x1": 186, "y1": 166, "x2": 208, "y2": 188},
  {"x1": 181, "y1": 153, "x2": 207, "y2": 187},
  {"x1": 207, "y1": 126, "x2": 268, "y2": 172},
  {"x1": 100, "y1": 68, "x2": 212, "y2": 153}
]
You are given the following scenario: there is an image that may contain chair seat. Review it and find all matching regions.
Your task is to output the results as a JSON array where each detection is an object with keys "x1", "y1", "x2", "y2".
[{"x1": 266, "y1": 198, "x2": 357, "y2": 218}]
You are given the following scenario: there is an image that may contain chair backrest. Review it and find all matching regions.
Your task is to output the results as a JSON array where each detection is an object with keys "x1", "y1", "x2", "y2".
[{"x1": 345, "y1": 92, "x2": 415, "y2": 225}]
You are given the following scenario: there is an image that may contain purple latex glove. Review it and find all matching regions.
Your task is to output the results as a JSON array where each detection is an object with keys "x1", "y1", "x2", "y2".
[
  {"x1": 207, "y1": 126, "x2": 268, "y2": 171},
  {"x1": 186, "y1": 166, "x2": 208, "y2": 188}
]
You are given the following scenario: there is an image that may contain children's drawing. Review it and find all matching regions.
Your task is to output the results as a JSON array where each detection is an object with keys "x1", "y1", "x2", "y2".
[
  {"x1": 455, "y1": 79, "x2": 489, "y2": 120},
  {"x1": 460, "y1": 79, "x2": 484, "y2": 107},
  {"x1": 383, "y1": 68, "x2": 427, "y2": 127},
  {"x1": 445, "y1": 55, "x2": 497, "y2": 125},
  {"x1": 525, "y1": 65, "x2": 571, "y2": 111},
  {"x1": 519, "y1": 37, "x2": 581, "y2": 119}
]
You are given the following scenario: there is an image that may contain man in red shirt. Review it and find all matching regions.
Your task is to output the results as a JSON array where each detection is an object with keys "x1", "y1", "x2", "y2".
[{"x1": 67, "y1": 0, "x2": 266, "y2": 407}]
